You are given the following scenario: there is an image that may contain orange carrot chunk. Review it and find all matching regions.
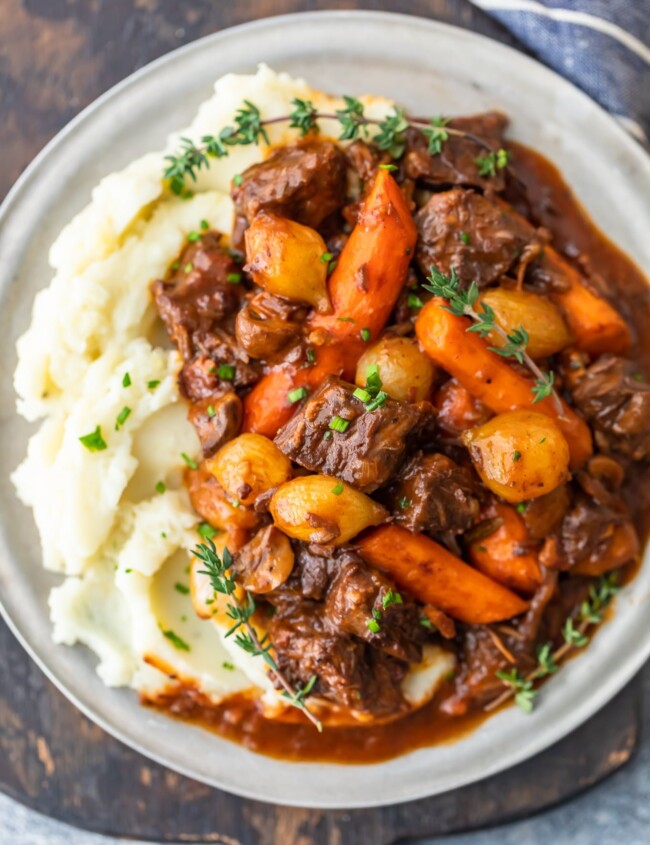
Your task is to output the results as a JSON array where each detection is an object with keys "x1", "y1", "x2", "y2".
[
  {"x1": 309, "y1": 168, "x2": 417, "y2": 341},
  {"x1": 356, "y1": 524, "x2": 528, "y2": 624},
  {"x1": 415, "y1": 298, "x2": 593, "y2": 468},
  {"x1": 467, "y1": 502, "x2": 542, "y2": 595}
]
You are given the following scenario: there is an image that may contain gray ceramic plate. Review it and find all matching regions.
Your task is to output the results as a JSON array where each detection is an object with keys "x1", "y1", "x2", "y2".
[{"x1": 0, "y1": 10, "x2": 649, "y2": 810}]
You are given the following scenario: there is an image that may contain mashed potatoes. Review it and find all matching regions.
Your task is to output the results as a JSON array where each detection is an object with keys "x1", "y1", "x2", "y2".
[{"x1": 12, "y1": 66, "x2": 454, "y2": 717}]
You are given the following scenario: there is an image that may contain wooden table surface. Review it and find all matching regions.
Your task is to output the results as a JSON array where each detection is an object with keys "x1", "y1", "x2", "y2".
[{"x1": 0, "y1": 2, "x2": 643, "y2": 843}]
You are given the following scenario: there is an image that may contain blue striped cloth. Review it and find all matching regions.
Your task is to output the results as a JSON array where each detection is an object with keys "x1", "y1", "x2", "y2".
[{"x1": 471, "y1": 0, "x2": 650, "y2": 143}]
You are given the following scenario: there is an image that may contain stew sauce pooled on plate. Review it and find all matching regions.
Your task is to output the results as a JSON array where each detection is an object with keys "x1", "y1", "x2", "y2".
[{"x1": 149, "y1": 102, "x2": 650, "y2": 761}]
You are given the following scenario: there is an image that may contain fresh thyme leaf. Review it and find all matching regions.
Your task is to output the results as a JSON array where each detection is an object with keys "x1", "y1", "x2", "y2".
[
  {"x1": 218, "y1": 364, "x2": 236, "y2": 381},
  {"x1": 382, "y1": 589, "x2": 403, "y2": 609},
  {"x1": 535, "y1": 642, "x2": 558, "y2": 676},
  {"x1": 79, "y1": 426, "x2": 107, "y2": 452},
  {"x1": 336, "y1": 96, "x2": 367, "y2": 141},
  {"x1": 398, "y1": 496, "x2": 411, "y2": 510},
  {"x1": 227, "y1": 272, "x2": 242, "y2": 285},
  {"x1": 289, "y1": 98, "x2": 319, "y2": 135},
  {"x1": 562, "y1": 617, "x2": 589, "y2": 648},
  {"x1": 531, "y1": 371, "x2": 555, "y2": 403},
  {"x1": 475, "y1": 148, "x2": 510, "y2": 177},
  {"x1": 155, "y1": 481, "x2": 166, "y2": 495},
  {"x1": 367, "y1": 618, "x2": 381, "y2": 634},
  {"x1": 147, "y1": 379, "x2": 161, "y2": 389},
  {"x1": 198, "y1": 522, "x2": 218, "y2": 540},
  {"x1": 122, "y1": 372, "x2": 131, "y2": 388},
  {"x1": 408, "y1": 292, "x2": 424, "y2": 309},
  {"x1": 174, "y1": 582, "x2": 190, "y2": 595},
  {"x1": 361, "y1": 327, "x2": 372, "y2": 342},
  {"x1": 422, "y1": 115, "x2": 450, "y2": 155},
  {"x1": 374, "y1": 107, "x2": 409, "y2": 158},
  {"x1": 331, "y1": 481, "x2": 344, "y2": 495}
]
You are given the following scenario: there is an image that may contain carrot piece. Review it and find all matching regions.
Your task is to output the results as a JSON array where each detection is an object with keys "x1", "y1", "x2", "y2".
[
  {"x1": 415, "y1": 298, "x2": 593, "y2": 468},
  {"x1": 356, "y1": 524, "x2": 528, "y2": 624},
  {"x1": 243, "y1": 169, "x2": 416, "y2": 438},
  {"x1": 242, "y1": 343, "x2": 355, "y2": 437},
  {"x1": 309, "y1": 168, "x2": 417, "y2": 341},
  {"x1": 467, "y1": 503, "x2": 542, "y2": 595},
  {"x1": 541, "y1": 246, "x2": 631, "y2": 356}
]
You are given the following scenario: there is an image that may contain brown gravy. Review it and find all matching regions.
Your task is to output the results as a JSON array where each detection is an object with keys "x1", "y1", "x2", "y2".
[{"x1": 152, "y1": 142, "x2": 650, "y2": 763}]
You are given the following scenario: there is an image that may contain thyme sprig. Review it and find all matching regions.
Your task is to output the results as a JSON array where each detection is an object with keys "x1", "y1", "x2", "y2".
[
  {"x1": 423, "y1": 267, "x2": 563, "y2": 414},
  {"x1": 194, "y1": 539, "x2": 322, "y2": 730},
  {"x1": 163, "y1": 97, "x2": 501, "y2": 195},
  {"x1": 486, "y1": 572, "x2": 620, "y2": 713}
]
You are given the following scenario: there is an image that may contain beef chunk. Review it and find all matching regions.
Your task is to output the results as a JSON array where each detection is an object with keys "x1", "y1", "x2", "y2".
[
  {"x1": 274, "y1": 376, "x2": 432, "y2": 492},
  {"x1": 539, "y1": 496, "x2": 639, "y2": 572},
  {"x1": 325, "y1": 560, "x2": 425, "y2": 662},
  {"x1": 232, "y1": 139, "x2": 347, "y2": 244},
  {"x1": 152, "y1": 233, "x2": 243, "y2": 360},
  {"x1": 188, "y1": 392, "x2": 242, "y2": 457},
  {"x1": 270, "y1": 543, "x2": 359, "y2": 603},
  {"x1": 389, "y1": 452, "x2": 480, "y2": 534},
  {"x1": 404, "y1": 111, "x2": 509, "y2": 192},
  {"x1": 235, "y1": 292, "x2": 306, "y2": 361},
  {"x1": 416, "y1": 189, "x2": 535, "y2": 288},
  {"x1": 440, "y1": 626, "x2": 510, "y2": 715},
  {"x1": 268, "y1": 602, "x2": 408, "y2": 716},
  {"x1": 178, "y1": 328, "x2": 259, "y2": 401},
  {"x1": 570, "y1": 355, "x2": 650, "y2": 460}
]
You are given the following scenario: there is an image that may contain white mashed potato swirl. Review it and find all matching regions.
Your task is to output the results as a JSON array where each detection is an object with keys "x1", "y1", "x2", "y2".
[{"x1": 12, "y1": 66, "x2": 454, "y2": 719}]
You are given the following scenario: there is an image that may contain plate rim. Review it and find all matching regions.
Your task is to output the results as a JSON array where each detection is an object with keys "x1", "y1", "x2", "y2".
[{"x1": 1, "y1": 8, "x2": 649, "y2": 809}]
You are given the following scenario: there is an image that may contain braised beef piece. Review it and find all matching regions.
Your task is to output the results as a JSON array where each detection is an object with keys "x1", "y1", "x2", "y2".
[
  {"x1": 416, "y1": 188, "x2": 535, "y2": 288},
  {"x1": 346, "y1": 140, "x2": 391, "y2": 187},
  {"x1": 440, "y1": 626, "x2": 509, "y2": 715},
  {"x1": 268, "y1": 602, "x2": 408, "y2": 716},
  {"x1": 268, "y1": 543, "x2": 359, "y2": 603},
  {"x1": 232, "y1": 139, "x2": 347, "y2": 246},
  {"x1": 389, "y1": 452, "x2": 480, "y2": 535},
  {"x1": 570, "y1": 355, "x2": 650, "y2": 460},
  {"x1": 539, "y1": 495, "x2": 638, "y2": 572},
  {"x1": 274, "y1": 376, "x2": 432, "y2": 493},
  {"x1": 325, "y1": 560, "x2": 425, "y2": 662},
  {"x1": 188, "y1": 392, "x2": 242, "y2": 457},
  {"x1": 152, "y1": 233, "x2": 243, "y2": 360},
  {"x1": 235, "y1": 292, "x2": 306, "y2": 362},
  {"x1": 178, "y1": 327, "x2": 259, "y2": 401},
  {"x1": 404, "y1": 111, "x2": 509, "y2": 192}
]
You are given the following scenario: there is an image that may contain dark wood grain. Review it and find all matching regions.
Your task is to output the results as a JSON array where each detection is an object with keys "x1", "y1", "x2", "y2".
[{"x1": 0, "y1": 1, "x2": 642, "y2": 842}]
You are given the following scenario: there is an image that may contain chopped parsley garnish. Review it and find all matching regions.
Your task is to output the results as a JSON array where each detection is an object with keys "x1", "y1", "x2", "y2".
[
  {"x1": 360, "y1": 327, "x2": 372, "y2": 342},
  {"x1": 365, "y1": 364, "x2": 382, "y2": 395},
  {"x1": 320, "y1": 251, "x2": 333, "y2": 264},
  {"x1": 408, "y1": 292, "x2": 424, "y2": 309},
  {"x1": 398, "y1": 496, "x2": 411, "y2": 510},
  {"x1": 122, "y1": 372, "x2": 131, "y2": 388},
  {"x1": 218, "y1": 364, "x2": 236, "y2": 381},
  {"x1": 181, "y1": 452, "x2": 198, "y2": 470},
  {"x1": 115, "y1": 406, "x2": 131, "y2": 430},
  {"x1": 223, "y1": 661, "x2": 235, "y2": 671},
  {"x1": 174, "y1": 582, "x2": 190, "y2": 595},
  {"x1": 379, "y1": 163, "x2": 398, "y2": 171},
  {"x1": 459, "y1": 231, "x2": 471, "y2": 245},
  {"x1": 364, "y1": 390, "x2": 388, "y2": 412},
  {"x1": 233, "y1": 173, "x2": 243, "y2": 186},
  {"x1": 353, "y1": 387, "x2": 372, "y2": 403},
  {"x1": 329, "y1": 416, "x2": 350, "y2": 433},
  {"x1": 382, "y1": 589, "x2": 403, "y2": 609},
  {"x1": 198, "y1": 522, "x2": 218, "y2": 539},
  {"x1": 305, "y1": 347, "x2": 316, "y2": 365},
  {"x1": 227, "y1": 272, "x2": 242, "y2": 285},
  {"x1": 367, "y1": 618, "x2": 381, "y2": 634},
  {"x1": 184, "y1": 263, "x2": 193, "y2": 273},
  {"x1": 200, "y1": 219, "x2": 209, "y2": 230},
  {"x1": 513, "y1": 450, "x2": 522, "y2": 462},
  {"x1": 161, "y1": 532, "x2": 167, "y2": 539},
  {"x1": 161, "y1": 628, "x2": 190, "y2": 651},
  {"x1": 187, "y1": 231, "x2": 201, "y2": 242},
  {"x1": 155, "y1": 481, "x2": 166, "y2": 495},
  {"x1": 79, "y1": 426, "x2": 107, "y2": 452},
  {"x1": 147, "y1": 379, "x2": 160, "y2": 390},
  {"x1": 207, "y1": 404, "x2": 216, "y2": 418},
  {"x1": 331, "y1": 481, "x2": 344, "y2": 495},
  {"x1": 419, "y1": 616, "x2": 434, "y2": 630},
  {"x1": 516, "y1": 503, "x2": 527, "y2": 514},
  {"x1": 288, "y1": 387, "x2": 309, "y2": 404}
]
